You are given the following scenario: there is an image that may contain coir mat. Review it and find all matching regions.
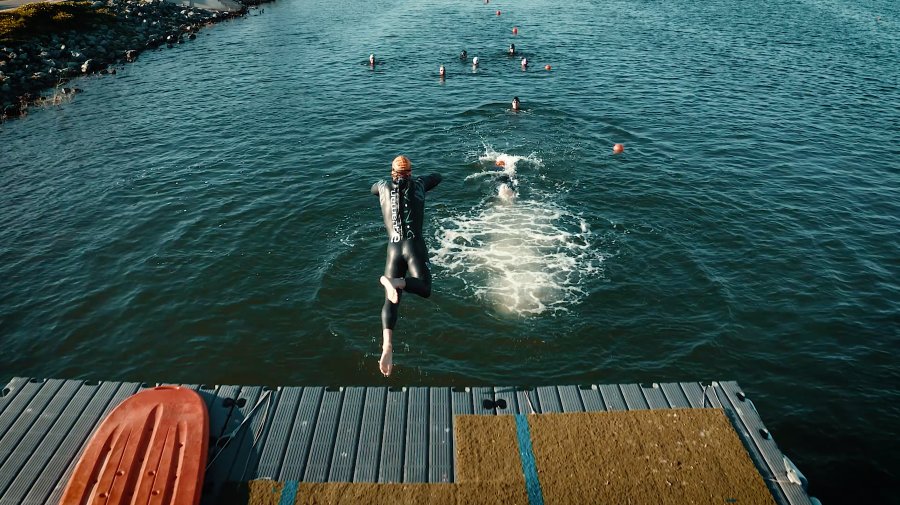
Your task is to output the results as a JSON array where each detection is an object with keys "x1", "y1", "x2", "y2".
[{"x1": 228, "y1": 408, "x2": 775, "y2": 505}]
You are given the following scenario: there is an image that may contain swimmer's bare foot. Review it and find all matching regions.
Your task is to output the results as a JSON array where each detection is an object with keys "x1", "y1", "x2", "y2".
[
  {"x1": 379, "y1": 343, "x2": 393, "y2": 377},
  {"x1": 380, "y1": 275, "x2": 399, "y2": 303}
]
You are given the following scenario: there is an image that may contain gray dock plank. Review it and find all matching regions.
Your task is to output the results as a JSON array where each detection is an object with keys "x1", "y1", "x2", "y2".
[
  {"x1": 537, "y1": 386, "x2": 563, "y2": 413},
  {"x1": 428, "y1": 388, "x2": 452, "y2": 483},
  {"x1": 379, "y1": 387, "x2": 408, "y2": 482},
  {"x1": 619, "y1": 383, "x2": 650, "y2": 410},
  {"x1": 354, "y1": 387, "x2": 386, "y2": 482},
  {"x1": 0, "y1": 377, "x2": 31, "y2": 411},
  {"x1": 493, "y1": 387, "x2": 518, "y2": 415},
  {"x1": 703, "y1": 382, "x2": 724, "y2": 408},
  {"x1": 598, "y1": 384, "x2": 627, "y2": 411},
  {"x1": 231, "y1": 387, "x2": 279, "y2": 482},
  {"x1": 40, "y1": 381, "x2": 140, "y2": 505},
  {"x1": 0, "y1": 379, "x2": 66, "y2": 472},
  {"x1": 207, "y1": 386, "x2": 264, "y2": 499},
  {"x1": 0, "y1": 379, "x2": 81, "y2": 495},
  {"x1": 717, "y1": 382, "x2": 810, "y2": 505},
  {"x1": 304, "y1": 387, "x2": 344, "y2": 482},
  {"x1": 472, "y1": 387, "x2": 494, "y2": 415},
  {"x1": 0, "y1": 379, "x2": 57, "y2": 447},
  {"x1": 329, "y1": 387, "x2": 365, "y2": 482},
  {"x1": 660, "y1": 383, "x2": 691, "y2": 408},
  {"x1": 279, "y1": 387, "x2": 324, "y2": 481},
  {"x1": 517, "y1": 388, "x2": 540, "y2": 414},
  {"x1": 4, "y1": 380, "x2": 108, "y2": 503},
  {"x1": 255, "y1": 387, "x2": 302, "y2": 480},
  {"x1": 450, "y1": 387, "x2": 472, "y2": 483},
  {"x1": 208, "y1": 384, "x2": 242, "y2": 444},
  {"x1": 228, "y1": 387, "x2": 278, "y2": 482},
  {"x1": 680, "y1": 382, "x2": 707, "y2": 408},
  {"x1": 640, "y1": 383, "x2": 670, "y2": 409},
  {"x1": 201, "y1": 384, "x2": 245, "y2": 503},
  {"x1": 578, "y1": 385, "x2": 606, "y2": 412},
  {"x1": 404, "y1": 387, "x2": 429, "y2": 483},
  {"x1": 558, "y1": 385, "x2": 585, "y2": 412}
]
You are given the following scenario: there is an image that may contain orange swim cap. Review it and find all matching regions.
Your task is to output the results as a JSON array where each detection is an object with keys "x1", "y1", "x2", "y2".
[{"x1": 392, "y1": 155, "x2": 412, "y2": 178}]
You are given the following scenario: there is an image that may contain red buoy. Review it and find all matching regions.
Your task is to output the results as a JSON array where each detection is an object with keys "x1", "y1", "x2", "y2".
[
  {"x1": 512, "y1": 26, "x2": 518, "y2": 34},
  {"x1": 496, "y1": 10, "x2": 501, "y2": 16},
  {"x1": 613, "y1": 143, "x2": 624, "y2": 154}
]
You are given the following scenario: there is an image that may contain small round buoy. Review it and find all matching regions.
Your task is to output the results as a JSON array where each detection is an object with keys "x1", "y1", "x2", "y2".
[
  {"x1": 613, "y1": 143, "x2": 624, "y2": 154},
  {"x1": 496, "y1": 10, "x2": 501, "y2": 16},
  {"x1": 544, "y1": 64, "x2": 551, "y2": 71},
  {"x1": 495, "y1": 159, "x2": 506, "y2": 167},
  {"x1": 512, "y1": 26, "x2": 518, "y2": 34}
]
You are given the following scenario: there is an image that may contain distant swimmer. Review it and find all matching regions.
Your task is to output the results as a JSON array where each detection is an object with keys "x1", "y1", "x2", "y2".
[
  {"x1": 460, "y1": 49, "x2": 468, "y2": 61},
  {"x1": 439, "y1": 65, "x2": 446, "y2": 79},
  {"x1": 521, "y1": 57, "x2": 528, "y2": 69},
  {"x1": 472, "y1": 56, "x2": 480, "y2": 70},
  {"x1": 508, "y1": 43, "x2": 516, "y2": 56},
  {"x1": 369, "y1": 53, "x2": 375, "y2": 66},
  {"x1": 371, "y1": 155, "x2": 443, "y2": 377},
  {"x1": 512, "y1": 96, "x2": 521, "y2": 111}
]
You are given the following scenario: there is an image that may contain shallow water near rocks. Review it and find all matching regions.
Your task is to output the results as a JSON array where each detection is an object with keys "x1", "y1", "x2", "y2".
[{"x1": 1, "y1": 0, "x2": 898, "y2": 501}]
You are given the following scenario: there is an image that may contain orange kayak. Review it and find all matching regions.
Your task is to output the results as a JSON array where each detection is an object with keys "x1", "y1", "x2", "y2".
[{"x1": 60, "y1": 386, "x2": 209, "y2": 505}]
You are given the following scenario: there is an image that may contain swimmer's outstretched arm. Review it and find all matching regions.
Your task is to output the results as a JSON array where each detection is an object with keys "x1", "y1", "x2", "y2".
[{"x1": 424, "y1": 173, "x2": 442, "y2": 191}]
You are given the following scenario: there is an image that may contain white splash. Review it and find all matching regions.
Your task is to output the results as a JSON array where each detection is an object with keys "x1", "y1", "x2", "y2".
[
  {"x1": 464, "y1": 147, "x2": 542, "y2": 184},
  {"x1": 433, "y1": 148, "x2": 602, "y2": 316}
]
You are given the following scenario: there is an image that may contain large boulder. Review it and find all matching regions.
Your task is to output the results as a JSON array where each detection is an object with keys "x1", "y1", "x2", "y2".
[{"x1": 81, "y1": 59, "x2": 102, "y2": 73}]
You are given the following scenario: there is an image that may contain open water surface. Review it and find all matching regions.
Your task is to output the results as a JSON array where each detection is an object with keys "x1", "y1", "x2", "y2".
[{"x1": 2, "y1": 0, "x2": 899, "y2": 501}]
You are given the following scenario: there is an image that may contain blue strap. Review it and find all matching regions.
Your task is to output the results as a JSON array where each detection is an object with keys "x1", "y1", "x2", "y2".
[
  {"x1": 515, "y1": 415, "x2": 545, "y2": 505},
  {"x1": 278, "y1": 480, "x2": 299, "y2": 505}
]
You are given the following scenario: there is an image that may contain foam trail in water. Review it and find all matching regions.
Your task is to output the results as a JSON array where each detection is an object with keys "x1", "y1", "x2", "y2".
[{"x1": 433, "y1": 148, "x2": 601, "y2": 317}]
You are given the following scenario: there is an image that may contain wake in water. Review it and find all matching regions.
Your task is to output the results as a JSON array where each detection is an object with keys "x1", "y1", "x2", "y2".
[{"x1": 432, "y1": 147, "x2": 603, "y2": 316}]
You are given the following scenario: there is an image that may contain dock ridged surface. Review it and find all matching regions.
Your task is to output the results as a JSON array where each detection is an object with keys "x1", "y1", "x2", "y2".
[{"x1": 0, "y1": 378, "x2": 812, "y2": 504}]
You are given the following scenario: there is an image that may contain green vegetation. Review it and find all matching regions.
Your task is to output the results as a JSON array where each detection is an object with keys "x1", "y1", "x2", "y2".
[{"x1": 0, "y1": 2, "x2": 115, "y2": 44}]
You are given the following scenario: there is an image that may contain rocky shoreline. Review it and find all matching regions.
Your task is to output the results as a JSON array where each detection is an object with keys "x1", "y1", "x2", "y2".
[{"x1": 0, "y1": 0, "x2": 268, "y2": 121}]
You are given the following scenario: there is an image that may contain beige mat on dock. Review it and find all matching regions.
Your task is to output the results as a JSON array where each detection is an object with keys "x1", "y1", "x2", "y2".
[{"x1": 234, "y1": 408, "x2": 775, "y2": 505}]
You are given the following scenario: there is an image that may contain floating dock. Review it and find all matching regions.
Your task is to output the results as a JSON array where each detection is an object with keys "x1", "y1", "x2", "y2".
[{"x1": 0, "y1": 377, "x2": 816, "y2": 504}]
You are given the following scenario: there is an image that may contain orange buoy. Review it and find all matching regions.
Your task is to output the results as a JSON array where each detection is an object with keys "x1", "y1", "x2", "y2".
[
  {"x1": 496, "y1": 10, "x2": 501, "y2": 16},
  {"x1": 613, "y1": 143, "x2": 624, "y2": 154},
  {"x1": 544, "y1": 64, "x2": 551, "y2": 71},
  {"x1": 495, "y1": 159, "x2": 506, "y2": 167},
  {"x1": 512, "y1": 26, "x2": 518, "y2": 34}
]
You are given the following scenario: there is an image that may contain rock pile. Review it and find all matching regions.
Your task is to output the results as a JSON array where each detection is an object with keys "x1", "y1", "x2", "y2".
[{"x1": 1, "y1": 0, "x2": 257, "y2": 120}]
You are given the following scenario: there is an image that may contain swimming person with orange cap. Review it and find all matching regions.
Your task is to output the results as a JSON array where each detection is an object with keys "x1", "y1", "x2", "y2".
[{"x1": 371, "y1": 155, "x2": 443, "y2": 377}]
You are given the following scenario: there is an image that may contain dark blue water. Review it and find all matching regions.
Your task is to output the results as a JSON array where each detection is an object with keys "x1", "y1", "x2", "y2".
[{"x1": 2, "y1": 0, "x2": 898, "y2": 501}]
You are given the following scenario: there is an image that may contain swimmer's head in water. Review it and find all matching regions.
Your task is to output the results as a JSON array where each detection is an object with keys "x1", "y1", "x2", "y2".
[
  {"x1": 512, "y1": 96, "x2": 520, "y2": 110},
  {"x1": 392, "y1": 155, "x2": 412, "y2": 179}
]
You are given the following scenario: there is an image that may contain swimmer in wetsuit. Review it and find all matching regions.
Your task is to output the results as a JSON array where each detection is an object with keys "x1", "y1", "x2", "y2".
[{"x1": 371, "y1": 155, "x2": 443, "y2": 376}]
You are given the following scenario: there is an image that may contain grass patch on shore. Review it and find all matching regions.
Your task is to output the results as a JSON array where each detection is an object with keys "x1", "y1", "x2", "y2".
[{"x1": 0, "y1": 1, "x2": 115, "y2": 44}]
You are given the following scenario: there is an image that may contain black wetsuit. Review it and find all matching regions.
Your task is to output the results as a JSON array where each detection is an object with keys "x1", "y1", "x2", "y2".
[{"x1": 371, "y1": 173, "x2": 442, "y2": 330}]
